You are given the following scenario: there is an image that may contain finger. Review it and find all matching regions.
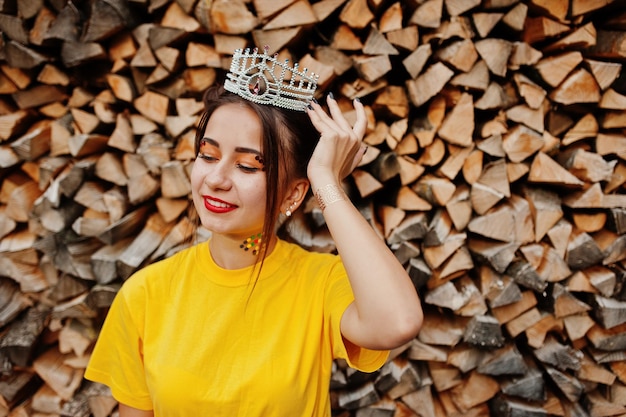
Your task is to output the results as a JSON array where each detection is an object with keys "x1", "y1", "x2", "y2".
[
  {"x1": 352, "y1": 98, "x2": 368, "y2": 140},
  {"x1": 306, "y1": 102, "x2": 334, "y2": 134},
  {"x1": 326, "y1": 94, "x2": 355, "y2": 134}
]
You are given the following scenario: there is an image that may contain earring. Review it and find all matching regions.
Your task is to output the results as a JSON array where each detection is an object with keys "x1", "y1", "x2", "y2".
[{"x1": 285, "y1": 202, "x2": 296, "y2": 217}]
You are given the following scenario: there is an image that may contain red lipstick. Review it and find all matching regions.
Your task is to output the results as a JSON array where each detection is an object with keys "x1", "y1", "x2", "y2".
[{"x1": 203, "y1": 196, "x2": 237, "y2": 213}]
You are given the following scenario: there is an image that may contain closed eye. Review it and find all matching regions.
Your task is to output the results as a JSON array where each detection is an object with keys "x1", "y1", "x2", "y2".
[
  {"x1": 237, "y1": 164, "x2": 261, "y2": 173},
  {"x1": 198, "y1": 153, "x2": 217, "y2": 162}
]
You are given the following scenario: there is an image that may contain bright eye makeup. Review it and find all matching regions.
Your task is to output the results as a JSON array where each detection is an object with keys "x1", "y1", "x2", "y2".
[
  {"x1": 236, "y1": 156, "x2": 265, "y2": 173},
  {"x1": 198, "y1": 139, "x2": 220, "y2": 161},
  {"x1": 198, "y1": 138, "x2": 265, "y2": 173}
]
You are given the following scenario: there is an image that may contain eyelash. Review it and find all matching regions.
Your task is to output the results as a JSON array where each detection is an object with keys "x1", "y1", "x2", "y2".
[
  {"x1": 198, "y1": 153, "x2": 261, "y2": 173},
  {"x1": 237, "y1": 164, "x2": 260, "y2": 173}
]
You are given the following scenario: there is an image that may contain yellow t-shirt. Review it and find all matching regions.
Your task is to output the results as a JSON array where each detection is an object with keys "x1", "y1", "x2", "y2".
[{"x1": 84, "y1": 239, "x2": 388, "y2": 416}]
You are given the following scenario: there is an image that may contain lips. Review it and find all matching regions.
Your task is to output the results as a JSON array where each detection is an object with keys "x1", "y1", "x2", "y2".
[{"x1": 203, "y1": 196, "x2": 237, "y2": 213}]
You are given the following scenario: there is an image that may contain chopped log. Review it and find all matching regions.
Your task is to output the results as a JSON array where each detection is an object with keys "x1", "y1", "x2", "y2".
[
  {"x1": 438, "y1": 92, "x2": 474, "y2": 147},
  {"x1": 449, "y1": 371, "x2": 499, "y2": 413},
  {"x1": 468, "y1": 238, "x2": 519, "y2": 273},
  {"x1": 501, "y1": 2, "x2": 527, "y2": 32},
  {"x1": 451, "y1": 59, "x2": 490, "y2": 91},
  {"x1": 425, "y1": 280, "x2": 468, "y2": 311},
  {"x1": 4, "y1": 41, "x2": 48, "y2": 70},
  {"x1": 534, "y1": 336, "x2": 582, "y2": 372},
  {"x1": 505, "y1": 307, "x2": 543, "y2": 338},
  {"x1": 375, "y1": 357, "x2": 420, "y2": 398},
  {"x1": 551, "y1": 282, "x2": 592, "y2": 318},
  {"x1": 12, "y1": 84, "x2": 67, "y2": 109},
  {"x1": 409, "y1": 0, "x2": 443, "y2": 29},
  {"x1": 417, "y1": 138, "x2": 445, "y2": 167},
  {"x1": 401, "y1": 385, "x2": 436, "y2": 417},
  {"x1": 477, "y1": 344, "x2": 527, "y2": 376},
  {"x1": 544, "y1": 366, "x2": 585, "y2": 402},
  {"x1": 491, "y1": 289, "x2": 537, "y2": 327},
  {"x1": 338, "y1": 381, "x2": 380, "y2": 410},
  {"x1": 134, "y1": 90, "x2": 170, "y2": 124},
  {"x1": 590, "y1": 295, "x2": 626, "y2": 329},
  {"x1": 58, "y1": 318, "x2": 96, "y2": 357},
  {"x1": 490, "y1": 395, "x2": 547, "y2": 417},
  {"x1": 68, "y1": 134, "x2": 109, "y2": 158},
  {"x1": 362, "y1": 25, "x2": 399, "y2": 56},
  {"x1": 586, "y1": 30, "x2": 626, "y2": 60},
  {"x1": 0, "y1": 305, "x2": 50, "y2": 367},
  {"x1": 528, "y1": 152, "x2": 585, "y2": 188},
  {"x1": 339, "y1": 0, "x2": 374, "y2": 29},
  {"x1": 474, "y1": 38, "x2": 512, "y2": 77},
  {"x1": 418, "y1": 310, "x2": 466, "y2": 346},
  {"x1": 462, "y1": 149, "x2": 483, "y2": 185},
  {"x1": 480, "y1": 267, "x2": 522, "y2": 309},
  {"x1": 467, "y1": 204, "x2": 515, "y2": 242},
  {"x1": 525, "y1": 313, "x2": 564, "y2": 349},
  {"x1": 31, "y1": 383, "x2": 64, "y2": 415},
  {"x1": 60, "y1": 41, "x2": 107, "y2": 67},
  {"x1": 523, "y1": 16, "x2": 570, "y2": 44},
  {"x1": 405, "y1": 63, "x2": 454, "y2": 107},
  {"x1": 353, "y1": 54, "x2": 392, "y2": 83},
  {"x1": 386, "y1": 26, "x2": 419, "y2": 52},
  {"x1": 32, "y1": 347, "x2": 83, "y2": 401},
  {"x1": 387, "y1": 212, "x2": 429, "y2": 246},
  {"x1": 0, "y1": 370, "x2": 41, "y2": 412},
  {"x1": 583, "y1": 391, "x2": 626, "y2": 417},
  {"x1": 566, "y1": 228, "x2": 605, "y2": 270},
  {"x1": 96, "y1": 204, "x2": 149, "y2": 245},
  {"x1": 403, "y1": 44, "x2": 431, "y2": 79},
  {"x1": 351, "y1": 169, "x2": 383, "y2": 197},
  {"x1": 587, "y1": 322, "x2": 626, "y2": 352},
  {"x1": 472, "y1": 12, "x2": 503, "y2": 38},
  {"x1": 447, "y1": 344, "x2": 486, "y2": 374},
  {"x1": 423, "y1": 232, "x2": 469, "y2": 270},
  {"x1": 563, "y1": 313, "x2": 595, "y2": 341},
  {"x1": 476, "y1": 82, "x2": 518, "y2": 111},
  {"x1": 462, "y1": 314, "x2": 505, "y2": 348},
  {"x1": 412, "y1": 175, "x2": 455, "y2": 207},
  {"x1": 117, "y1": 212, "x2": 174, "y2": 279},
  {"x1": 549, "y1": 68, "x2": 601, "y2": 105},
  {"x1": 436, "y1": 39, "x2": 477, "y2": 72}
]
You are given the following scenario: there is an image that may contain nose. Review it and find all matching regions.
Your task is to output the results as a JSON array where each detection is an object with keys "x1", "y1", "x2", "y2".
[{"x1": 203, "y1": 160, "x2": 232, "y2": 190}]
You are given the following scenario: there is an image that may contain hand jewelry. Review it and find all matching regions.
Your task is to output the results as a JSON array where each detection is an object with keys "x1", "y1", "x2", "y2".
[{"x1": 315, "y1": 184, "x2": 345, "y2": 212}]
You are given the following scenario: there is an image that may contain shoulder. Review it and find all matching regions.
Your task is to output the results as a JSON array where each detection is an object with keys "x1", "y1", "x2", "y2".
[
  {"x1": 119, "y1": 243, "x2": 199, "y2": 298},
  {"x1": 276, "y1": 239, "x2": 339, "y2": 265},
  {"x1": 274, "y1": 239, "x2": 346, "y2": 279}
]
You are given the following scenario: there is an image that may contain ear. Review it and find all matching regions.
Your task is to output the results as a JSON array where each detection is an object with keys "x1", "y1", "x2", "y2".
[{"x1": 281, "y1": 178, "x2": 310, "y2": 214}]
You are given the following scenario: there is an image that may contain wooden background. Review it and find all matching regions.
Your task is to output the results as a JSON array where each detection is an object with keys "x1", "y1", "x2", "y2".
[{"x1": 1, "y1": 0, "x2": 626, "y2": 415}]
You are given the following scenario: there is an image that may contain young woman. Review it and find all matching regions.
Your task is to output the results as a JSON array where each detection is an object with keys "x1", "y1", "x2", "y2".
[{"x1": 85, "y1": 48, "x2": 423, "y2": 417}]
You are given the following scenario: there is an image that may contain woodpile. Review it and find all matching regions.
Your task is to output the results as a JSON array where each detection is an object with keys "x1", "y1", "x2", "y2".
[{"x1": 1, "y1": 0, "x2": 626, "y2": 415}]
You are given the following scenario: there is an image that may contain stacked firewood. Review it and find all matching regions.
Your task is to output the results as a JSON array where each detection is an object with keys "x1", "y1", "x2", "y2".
[{"x1": 1, "y1": 0, "x2": 626, "y2": 415}]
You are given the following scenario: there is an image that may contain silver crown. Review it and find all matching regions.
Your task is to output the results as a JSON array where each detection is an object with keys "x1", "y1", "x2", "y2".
[{"x1": 224, "y1": 46, "x2": 319, "y2": 112}]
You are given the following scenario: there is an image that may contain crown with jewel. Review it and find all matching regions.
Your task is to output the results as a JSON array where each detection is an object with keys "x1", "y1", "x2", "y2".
[{"x1": 224, "y1": 46, "x2": 319, "y2": 112}]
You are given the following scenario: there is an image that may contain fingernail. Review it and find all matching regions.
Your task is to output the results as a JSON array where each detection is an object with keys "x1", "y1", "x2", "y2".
[
  {"x1": 328, "y1": 92, "x2": 334, "y2": 100},
  {"x1": 355, "y1": 97, "x2": 361, "y2": 103},
  {"x1": 307, "y1": 104, "x2": 313, "y2": 110},
  {"x1": 312, "y1": 98, "x2": 318, "y2": 104}
]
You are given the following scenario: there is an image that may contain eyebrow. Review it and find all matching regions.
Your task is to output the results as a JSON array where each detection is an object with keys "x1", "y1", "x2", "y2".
[{"x1": 201, "y1": 137, "x2": 263, "y2": 157}]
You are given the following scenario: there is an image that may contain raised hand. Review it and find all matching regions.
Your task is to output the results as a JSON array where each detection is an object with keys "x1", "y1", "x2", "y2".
[{"x1": 305, "y1": 94, "x2": 368, "y2": 187}]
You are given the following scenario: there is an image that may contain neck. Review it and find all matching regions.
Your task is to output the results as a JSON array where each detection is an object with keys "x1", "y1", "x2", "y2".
[{"x1": 208, "y1": 233, "x2": 277, "y2": 270}]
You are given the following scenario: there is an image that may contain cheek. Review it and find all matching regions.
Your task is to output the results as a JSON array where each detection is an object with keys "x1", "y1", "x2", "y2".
[
  {"x1": 190, "y1": 160, "x2": 206, "y2": 187},
  {"x1": 242, "y1": 176, "x2": 267, "y2": 203}
]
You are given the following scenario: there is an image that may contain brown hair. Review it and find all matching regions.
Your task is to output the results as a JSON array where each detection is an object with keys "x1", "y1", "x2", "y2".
[{"x1": 194, "y1": 85, "x2": 319, "y2": 274}]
